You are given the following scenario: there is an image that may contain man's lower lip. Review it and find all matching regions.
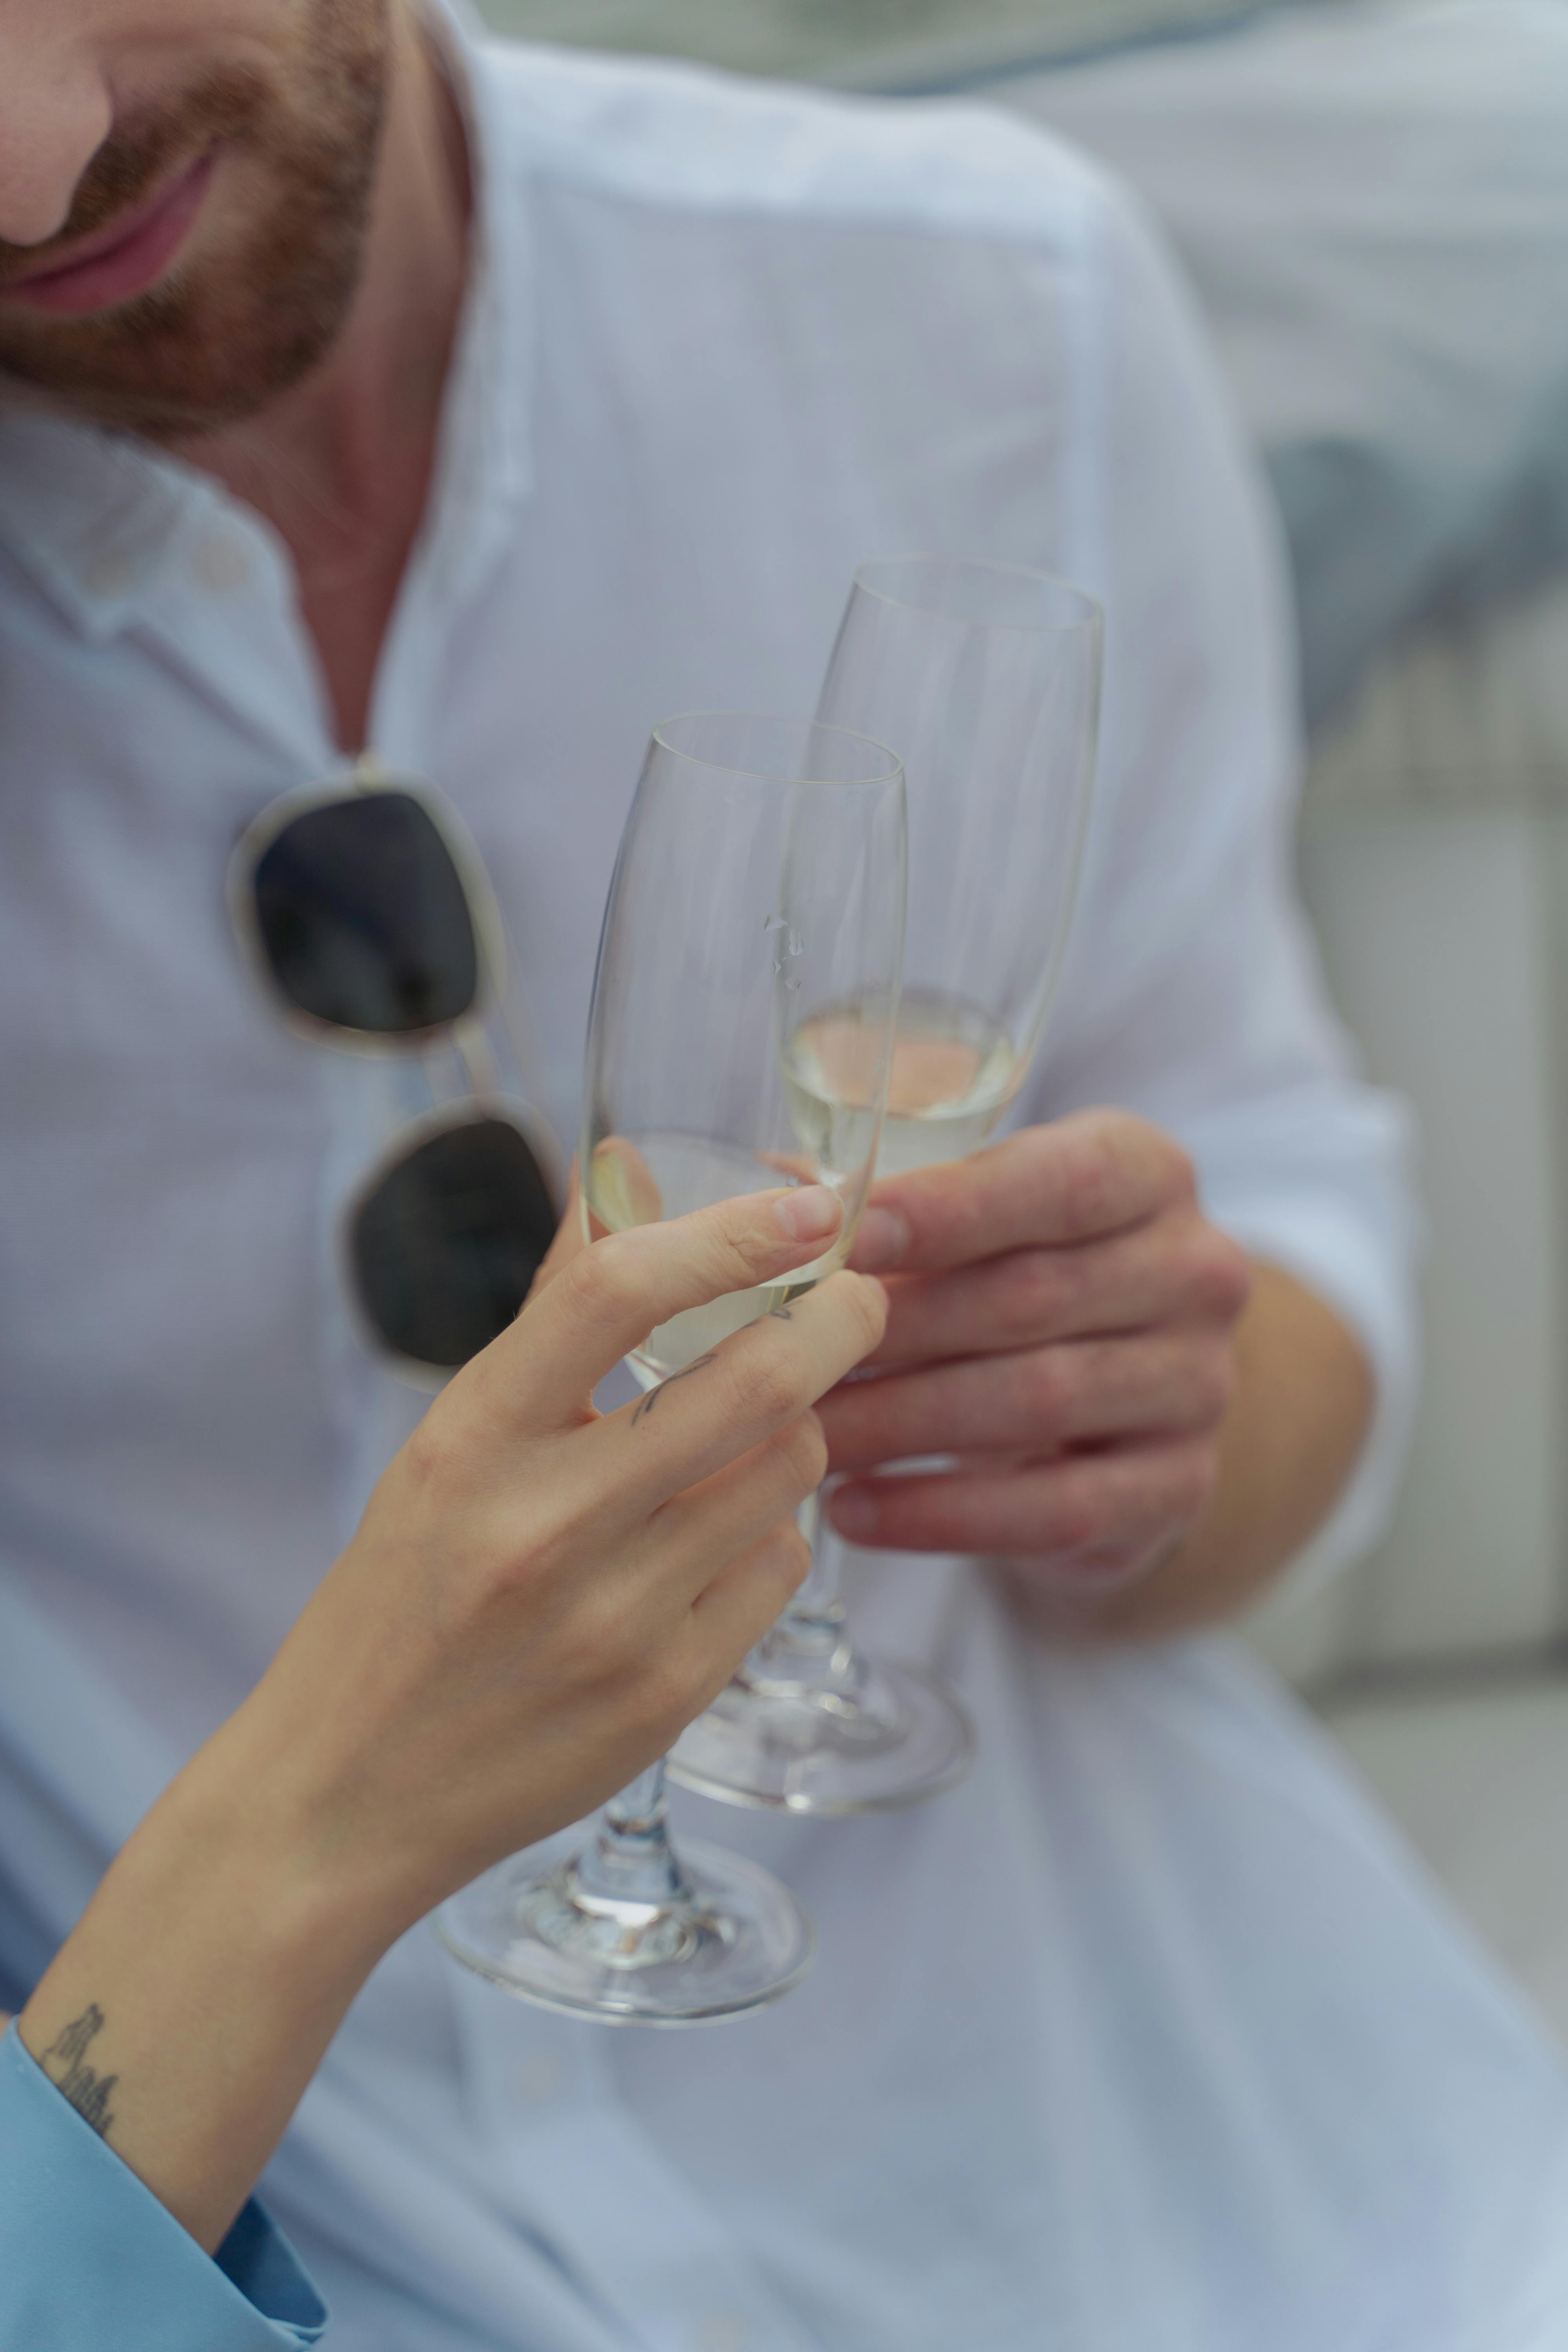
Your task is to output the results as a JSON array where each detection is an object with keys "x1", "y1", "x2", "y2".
[{"x1": 0, "y1": 155, "x2": 216, "y2": 319}]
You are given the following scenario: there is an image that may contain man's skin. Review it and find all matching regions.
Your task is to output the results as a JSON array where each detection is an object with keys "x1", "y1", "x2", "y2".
[
  {"x1": 0, "y1": 0, "x2": 1371, "y2": 1637},
  {"x1": 0, "y1": 0, "x2": 1376, "y2": 2255}
]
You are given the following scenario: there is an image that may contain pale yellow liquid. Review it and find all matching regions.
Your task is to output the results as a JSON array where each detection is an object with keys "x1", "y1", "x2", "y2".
[
  {"x1": 783, "y1": 991, "x2": 1020, "y2": 1180},
  {"x1": 585, "y1": 999, "x2": 1016, "y2": 1379},
  {"x1": 583, "y1": 1132, "x2": 846, "y2": 1377}
]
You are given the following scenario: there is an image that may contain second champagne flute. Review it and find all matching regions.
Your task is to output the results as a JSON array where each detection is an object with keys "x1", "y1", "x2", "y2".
[
  {"x1": 438, "y1": 712, "x2": 906, "y2": 2022},
  {"x1": 670, "y1": 557, "x2": 1102, "y2": 1816}
]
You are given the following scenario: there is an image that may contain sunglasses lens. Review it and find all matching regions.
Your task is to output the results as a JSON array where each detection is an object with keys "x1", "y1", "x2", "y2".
[
  {"x1": 352, "y1": 1117, "x2": 559, "y2": 1369},
  {"x1": 253, "y1": 790, "x2": 479, "y2": 1033}
]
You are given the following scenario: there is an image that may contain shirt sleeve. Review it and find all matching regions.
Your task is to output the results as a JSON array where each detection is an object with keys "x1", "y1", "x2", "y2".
[
  {"x1": 0, "y1": 2022, "x2": 328, "y2": 2352},
  {"x1": 1022, "y1": 162, "x2": 1419, "y2": 1589}
]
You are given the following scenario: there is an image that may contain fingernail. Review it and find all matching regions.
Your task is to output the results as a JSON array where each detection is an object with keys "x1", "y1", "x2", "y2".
[
  {"x1": 854, "y1": 1206, "x2": 912, "y2": 1271},
  {"x1": 774, "y1": 1185, "x2": 842, "y2": 1243},
  {"x1": 830, "y1": 1485, "x2": 878, "y2": 1541},
  {"x1": 860, "y1": 1275, "x2": 890, "y2": 1314}
]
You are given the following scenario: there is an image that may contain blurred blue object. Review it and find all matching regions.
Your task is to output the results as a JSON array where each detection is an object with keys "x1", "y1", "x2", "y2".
[
  {"x1": 0, "y1": 1868, "x2": 51, "y2": 2017},
  {"x1": 995, "y1": 0, "x2": 1568, "y2": 728},
  {"x1": 480, "y1": 0, "x2": 1568, "y2": 731},
  {"x1": 475, "y1": 0, "x2": 1287, "y2": 90}
]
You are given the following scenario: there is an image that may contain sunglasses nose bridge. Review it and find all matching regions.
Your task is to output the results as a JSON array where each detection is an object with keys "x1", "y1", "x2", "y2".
[{"x1": 237, "y1": 779, "x2": 559, "y2": 1373}]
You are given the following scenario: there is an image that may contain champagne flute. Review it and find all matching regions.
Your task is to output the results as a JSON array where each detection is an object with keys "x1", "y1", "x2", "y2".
[
  {"x1": 438, "y1": 712, "x2": 907, "y2": 2022},
  {"x1": 670, "y1": 558, "x2": 1102, "y2": 1815}
]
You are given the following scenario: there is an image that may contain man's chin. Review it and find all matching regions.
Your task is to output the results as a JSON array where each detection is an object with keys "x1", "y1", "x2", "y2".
[
  {"x1": 0, "y1": 271, "x2": 357, "y2": 441},
  {"x1": 0, "y1": 367, "x2": 303, "y2": 443}
]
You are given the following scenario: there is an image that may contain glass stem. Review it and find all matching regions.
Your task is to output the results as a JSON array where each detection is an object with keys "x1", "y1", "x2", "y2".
[
  {"x1": 747, "y1": 1488, "x2": 863, "y2": 1694},
  {"x1": 572, "y1": 1760, "x2": 688, "y2": 1910}
]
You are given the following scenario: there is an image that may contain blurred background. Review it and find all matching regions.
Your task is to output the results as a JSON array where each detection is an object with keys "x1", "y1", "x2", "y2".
[{"x1": 481, "y1": 0, "x2": 1568, "y2": 2037}]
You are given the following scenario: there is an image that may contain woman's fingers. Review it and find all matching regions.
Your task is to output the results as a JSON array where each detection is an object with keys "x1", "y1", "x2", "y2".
[
  {"x1": 579, "y1": 1267, "x2": 886, "y2": 1516},
  {"x1": 688, "y1": 1517, "x2": 813, "y2": 1665},
  {"x1": 579, "y1": 1516, "x2": 813, "y2": 1762},
  {"x1": 646, "y1": 1415, "x2": 826, "y2": 1601},
  {"x1": 524, "y1": 1161, "x2": 586, "y2": 1303},
  {"x1": 500, "y1": 1182, "x2": 850, "y2": 1419},
  {"x1": 619, "y1": 1521, "x2": 810, "y2": 1757}
]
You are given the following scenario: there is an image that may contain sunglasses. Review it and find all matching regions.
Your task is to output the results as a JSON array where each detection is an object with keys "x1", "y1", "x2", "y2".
[{"x1": 229, "y1": 770, "x2": 562, "y2": 1376}]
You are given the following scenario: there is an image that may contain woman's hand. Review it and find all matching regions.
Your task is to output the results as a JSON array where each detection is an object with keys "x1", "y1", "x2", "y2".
[
  {"x1": 18, "y1": 1185, "x2": 884, "y2": 2254},
  {"x1": 264, "y1": 1179, "x2": 885, "y2": 1926}
]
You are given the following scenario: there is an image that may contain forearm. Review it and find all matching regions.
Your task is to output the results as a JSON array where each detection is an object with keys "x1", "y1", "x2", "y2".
[
  {"x1": 1036, "y1": 1259, "x2": 1374, "y2": 1642},
  {"x1": 16, "y1": 1697, "x2": 394, "y2": 2255},
  {"x1": 7, "y1": 1192, "x2": 883, "y2": 2258}
]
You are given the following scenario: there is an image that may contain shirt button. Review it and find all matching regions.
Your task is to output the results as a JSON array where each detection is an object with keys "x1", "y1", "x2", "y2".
[
  {"x1": 692, "y1": 2314, "x2": 750, "y2": 2352},
  {"x1": 513, "y1": 2049, "x2": 570, "y2": 2106},
  {"x1": 193, "y1": 532, "x2": 251, "y2": 592}
]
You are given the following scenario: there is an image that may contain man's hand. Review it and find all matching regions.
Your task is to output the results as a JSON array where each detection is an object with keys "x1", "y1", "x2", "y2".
[{"x1": 821, "y1": 1110, "x2": 1365, "y2": 1626}]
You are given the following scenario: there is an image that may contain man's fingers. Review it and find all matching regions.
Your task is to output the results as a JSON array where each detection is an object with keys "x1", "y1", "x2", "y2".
[
  {"x1": 849, "y1": 1111, "x2": 1194, "y2": 1276},
  {"x1": 495, "y1": 1181, "x2": 851, "y2": 1419},
  {"x1": 827, "y1": 1436, "x2": 1217, "y2": 1559},
  {"x1": 579, "y1": 1269, "x2": 884, "y2": 1512},
  {"x1": 818, "y1": 1332, "x2": 1235, "y2": 1474},
  {"x1": 864, "y1": 1218, "x2": 1249, "y2": 1367}
]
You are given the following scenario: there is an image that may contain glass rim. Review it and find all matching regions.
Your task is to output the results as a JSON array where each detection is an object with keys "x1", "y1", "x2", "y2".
[
  {"x1": 849, "y1": 554, "x2": 1103, "y2": 637},
  {"x1": 650, "y1": 710, "x2": 904, "y2": 789}
]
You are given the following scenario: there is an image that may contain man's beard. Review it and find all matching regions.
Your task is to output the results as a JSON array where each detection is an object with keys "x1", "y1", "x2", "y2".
[{"x1": 0, "y1": 1, "x2": 391, "y2": 437}]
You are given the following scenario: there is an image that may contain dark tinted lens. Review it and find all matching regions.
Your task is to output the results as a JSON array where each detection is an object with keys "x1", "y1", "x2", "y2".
[
  {"x1": 352, "y1": 1118, "x2": 560, "y2": 1369},
  {"x1": 253, "y1": 790, "x2": 479, "y2": 1033}
]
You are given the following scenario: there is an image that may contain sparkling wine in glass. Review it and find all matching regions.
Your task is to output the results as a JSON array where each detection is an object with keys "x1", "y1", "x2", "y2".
[
  {"x1": 439, "y1": 712, "x2": 906, "y2": 2021},
  {"x1": 670, "y1": 558, "x2": 1102, "y2": 1817}
]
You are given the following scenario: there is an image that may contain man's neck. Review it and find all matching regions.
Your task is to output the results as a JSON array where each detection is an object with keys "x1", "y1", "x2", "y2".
[{"x1": 171, "y1": 4, "x2": 472, "y2": 753}]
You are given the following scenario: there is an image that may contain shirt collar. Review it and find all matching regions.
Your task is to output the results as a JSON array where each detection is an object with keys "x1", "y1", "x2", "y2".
[
  {"x1": 413, "y1": 0, "x2": 535, "y2": 602},
  {"x1": 0, "y1": 0, "x2": 533, "y2": 639}
]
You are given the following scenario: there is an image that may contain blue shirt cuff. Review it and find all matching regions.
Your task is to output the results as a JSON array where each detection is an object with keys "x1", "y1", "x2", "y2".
[{"x1": 0, "y1": 2021, "x2": 327, "y2": 2349}]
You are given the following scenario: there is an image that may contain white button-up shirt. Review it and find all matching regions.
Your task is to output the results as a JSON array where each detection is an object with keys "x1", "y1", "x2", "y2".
[{"x1": 4, "y1": 10, "x2": 1567, "y2": 2348}]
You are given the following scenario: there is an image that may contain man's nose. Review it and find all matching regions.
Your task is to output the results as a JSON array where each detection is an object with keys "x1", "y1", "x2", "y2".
[{"x1": 0, "y1": 31, "x2": 113, "y2": 249}]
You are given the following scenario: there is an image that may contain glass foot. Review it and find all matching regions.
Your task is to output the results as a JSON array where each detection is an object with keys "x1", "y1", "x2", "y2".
[
  {"x1": 437, "y1": 1836, "x2": 815, "y2": 2024},
  {"x1": 667, "y1": 1658, "x2": 975, "y2": 1815}
]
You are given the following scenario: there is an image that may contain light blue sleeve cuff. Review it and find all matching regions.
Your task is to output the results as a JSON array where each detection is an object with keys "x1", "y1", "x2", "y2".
[{"x1": 0, "y1": 2021, "x2": 328, "y2": 2350}]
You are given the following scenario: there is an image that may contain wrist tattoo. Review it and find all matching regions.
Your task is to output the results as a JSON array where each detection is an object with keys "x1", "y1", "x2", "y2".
[
  {"x1": 632, "y1": 1352, "x2": 719, "y2": 1424},
  {"x1": 41, "y1": 2004, "x2": 118, "y2": 2138}
]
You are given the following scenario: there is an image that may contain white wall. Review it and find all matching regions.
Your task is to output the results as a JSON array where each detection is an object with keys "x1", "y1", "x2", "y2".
[{"x1": 1249, "y1": 806, "x2": 1568, "y2": 1682}]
